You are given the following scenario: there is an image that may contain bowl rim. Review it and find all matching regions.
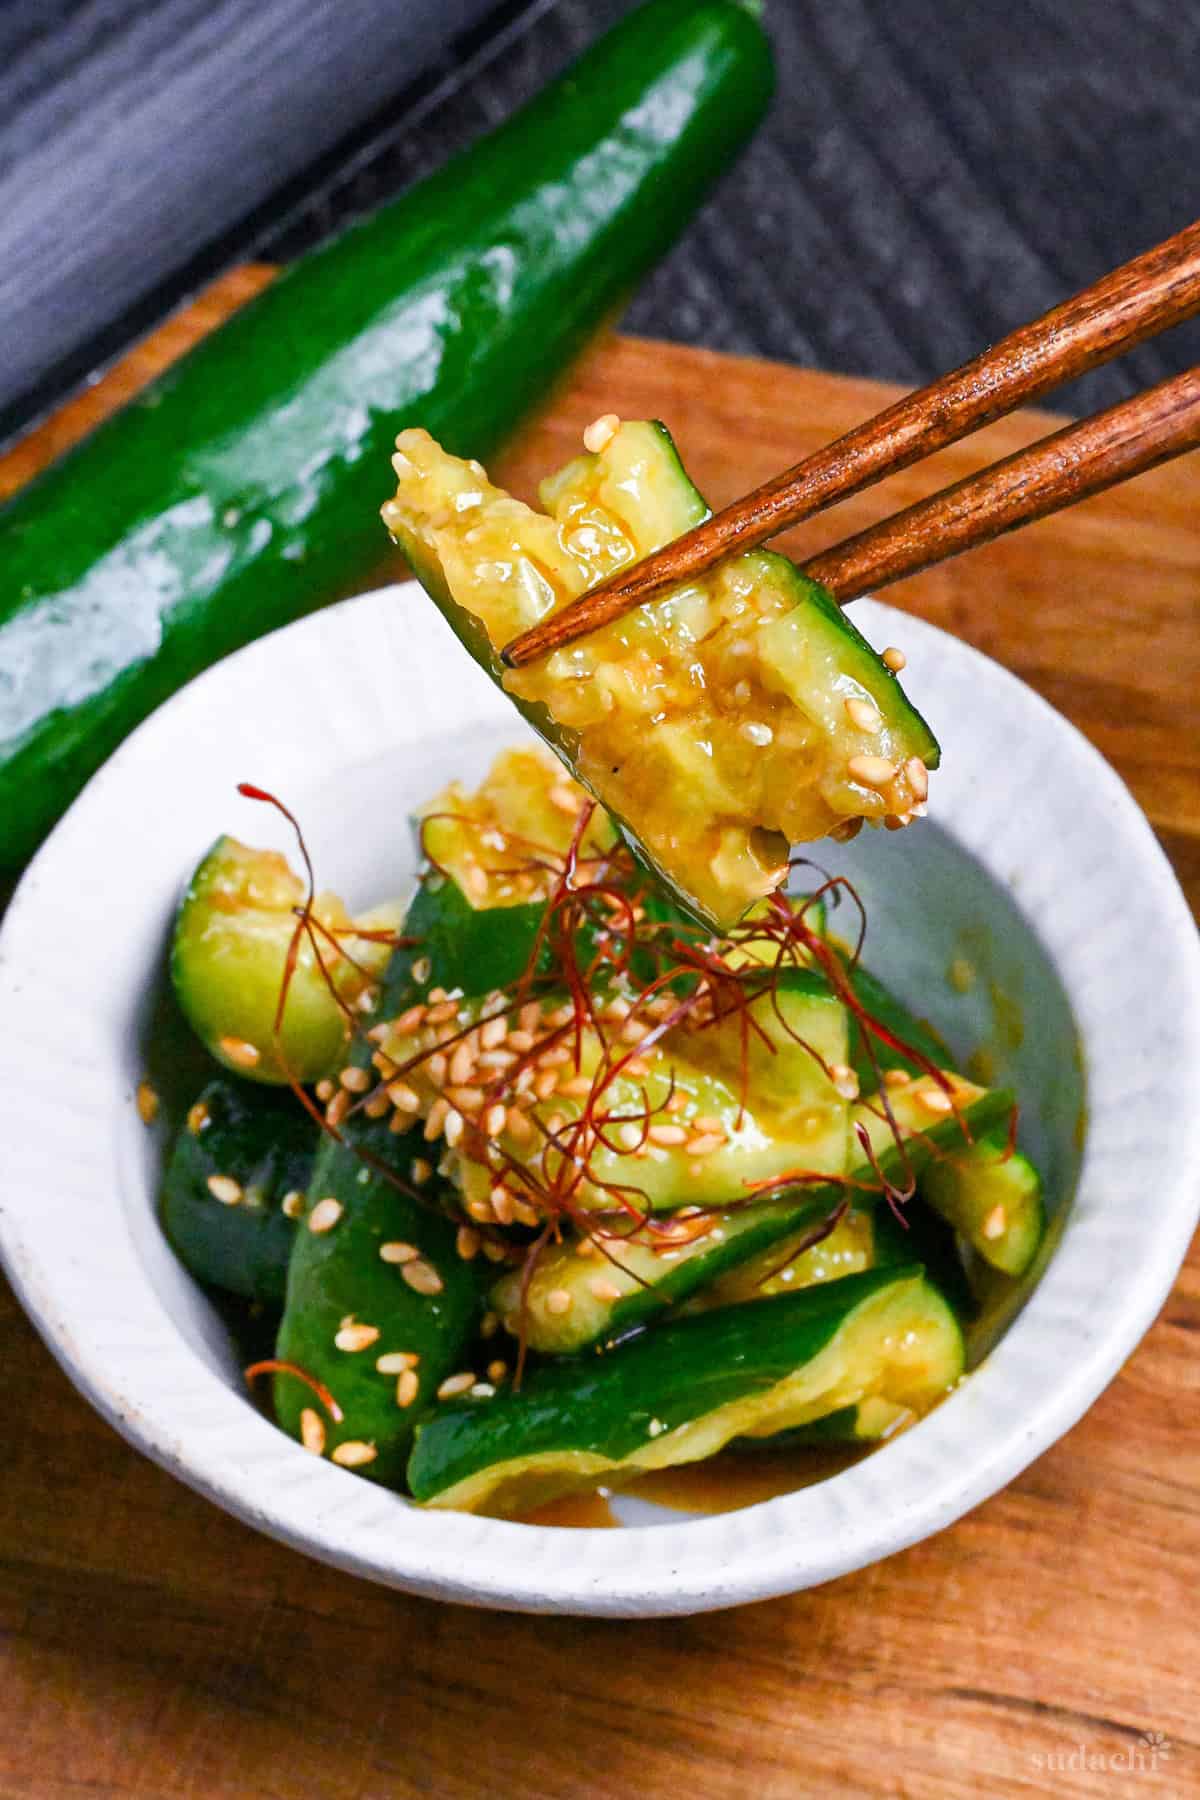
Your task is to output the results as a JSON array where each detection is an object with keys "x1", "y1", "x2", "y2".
[{"x1": 2, "y1": 585, "x2": 1198, "y2": 1618}]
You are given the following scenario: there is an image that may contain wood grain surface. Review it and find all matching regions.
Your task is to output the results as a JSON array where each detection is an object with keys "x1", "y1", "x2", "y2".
[{"x1": 1, "y1": 272, "x2": 1197, "y2": 1800}]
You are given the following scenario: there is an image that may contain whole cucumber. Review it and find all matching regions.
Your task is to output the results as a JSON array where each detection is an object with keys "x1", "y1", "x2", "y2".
[{"x1": 0, "y1": 0, "x2": 772, "y2": 870}]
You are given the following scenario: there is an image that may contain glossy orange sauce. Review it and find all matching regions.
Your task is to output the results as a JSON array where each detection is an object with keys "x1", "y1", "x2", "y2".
[{"x1": 521, "y1": 1443, "x2": 866, "y2": 1528}]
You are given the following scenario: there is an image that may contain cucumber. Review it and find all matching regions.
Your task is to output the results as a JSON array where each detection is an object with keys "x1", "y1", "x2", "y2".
[
  {"x1": 170, "y1": 836, "x2": 401, "y2": 1085},
  {"x1": 273, "y1": 914, "x2": 490, "y2": 1481},
  {"x1": 490, "y1": 1087, "x2": 1014, "y2": 1353},
  {"x1": 408, "y1": 1267, "x2": 962, "y2": 1515},
  {"x1": 0, "y1": 0, "x2": 773, "y2": 870},
  {"x1": 384, "y1": 420, "x2": 938, "y2": 930},
  {"x1": 921, "y1": 1134, "x2": 1045, "y2": 1277},
  {"x1": 161, "y1": 1078, "x2": 313, "y2": 1304},
  {"x1": 842, "y1": 960, "x2": 955, "y2": 1092}
]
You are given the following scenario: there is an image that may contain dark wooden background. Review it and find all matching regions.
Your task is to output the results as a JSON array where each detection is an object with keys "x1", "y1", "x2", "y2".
[{"x1": 5, "y1": 0, "x2": 1199, "y2": 444}]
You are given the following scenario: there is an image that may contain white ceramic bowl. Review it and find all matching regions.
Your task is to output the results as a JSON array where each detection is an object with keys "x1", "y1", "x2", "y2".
[{"x1": 2, "y1": 586, "x2": 1198, "y2": 1616}]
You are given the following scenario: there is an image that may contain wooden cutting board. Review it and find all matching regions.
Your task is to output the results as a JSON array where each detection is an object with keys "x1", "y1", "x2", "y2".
[{"x1": 1, "y1": 270, "x2": 1196, "y2": 1800}]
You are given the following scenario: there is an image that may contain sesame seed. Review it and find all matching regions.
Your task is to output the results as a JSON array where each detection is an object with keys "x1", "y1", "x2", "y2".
[
  {"x1": 482, "y1": 1239, "x2": 509, "y2": 1264},
  {"x1": 684, "y1": 1131, "x2": 725, "y2": 1156},
  {"x1": 982, "y1": 1204, "x2": 1008, "y2": 1241},
  {"x1": 490, "y1": 1187, "x2": 515, "y2": 1225},
  {"x1": 456, "y1": 1225, "x2": 481, "y2": 1261},
  {"x1": 340, "y1": 1065, "x2": 371, "y2": 1093},
  {"x1": 616, "y1": 1122, "x2": 644, "y2": 1151},
  {"x1": 884, "y1": 1068, "x2": 912, "y2": 1089},
  {"x1": 335, "y1": 1321, "x2": 381, "y2": 1352},
  {"x1": 845, "y1": 697, "x2": 883, "y2": 733},
  {"x1": 487, "y1": 1359, "x2": 508, "y2": 1384},
  {"x1": 380, "y1": 1241, "x2": 420, "y2": 1266},
  {"x1": 387, "y1": 1080, "x2": 420, "y2": 1113},
  {"x1": 480, "y1": 1310, "x2": 500, "y2": 1339},
  {"x1": 325, "y1": 1089, "x2": 351, "y2": 1128},
  {"x1": 507, "y1": 1030, "x2": 535, "y2": 1054},
  {"x1": 396, "y1": 1369, "x2": 420, "y2": 1408},
  {"x1": 583, "y1": 412, "x2": 621, "y2": 454},
  {"x1": 589, "y1": 1277, "x2": 623, "y2": 1302},
  {"x1": 315, "y1": 1078, "x2": 335, "y2": 1102},
  {"x1": 465, "y1": 864, "x2": 489, "y2": 900},
  {"x1": 545, "y1": 1111, "x2": 565, "y2": 1137},
  {"x1": 519, "y1": 1002, "x2": 542, "y2": 1034},
  {"x1": 847, "y1": 754, "x2": 898, "y2": 789},
  {"x1": 364, "y1": 1091, "x2": 390, "y2": 1119},
  {"x1": 394, "y1": 1004, "x2": 427, "y2": 1035},
  {"x1": 449, "y1": 1043, "x2": 475, "y2": 1087},
  {"x1": 281, "y1": 1189, "x2": 306, "y2": 1220},
  {"x1": 691, "y1": 1114, "x2": 725, "y2": 1134},
  {"x1": 534, "y1": 1070, "x2": 559, "y2": 1101},
  {"x1": 308, "y1": 1197, "x2": 344, "y2": 1234},
  {"x1": 507, "y1": 1108, "x2": 534, "y2": 1143},
  {"x1": 428, "y1": 986, "x2": 448, "y2": 1004},
  {"x1": 829, "y1": 1062, "x2": 861, "y2": 1100},
  {"x1": 905, "y1": 756, "x2": 930, "y2": 801},
  {"x1": 648, "y1": 1123, "x2": 688, "y2": 1147},
  {"x1": 484, "y1": 1103, "x2": 508, "y2": 1137},
  {"x1": 447, "y1": 1085, "x2": 485, "y2": 1111},
  {"x1": 479, "y1": 1016, "x2": 508, "y2": 1050},
  {"x1": 882, "y1": 646, "x2": 907, "y2": 672},
  {"x1": 426, "y1": 1001, "x2": 460, "y2": 1026},
  {"x1": 299, "y1": 1409, "x2": 326, "y2": 1456},
  {"x1": 443, "y1": 1108, "x2": 464, "y2": 1148},
  {"x1": 915, "y1": 1084, "x2": 955, "y2": 1116},
  {"x1": 424, "y1": 1097, "x2": 450, "y2": 1142},
  {"x1": 331, "y1": 1440, "x2": 377, "y2": 1468},
  {"x1": 427, "y1": 1052, "x2": 448, "y2": 1084},
  {"x1": 367, "y1": 1022, "x2": 391, "y2": 1044},
  {"x1": 545, "y1": 1289, "x2": 574, "y2": 1316},
  {"x1": 136, "y1": 1080, "x2": 159, "y2": 1126},
  {"x1": 186, "y1": 1101, "x2": 210, "y2": 1135},
  {"x1": 206, "y1": 1174, "x2": 242, "y2": 1207},
  {"x1": 512, "y1": 1200, "x2": 540, "y2": 1227},
  {"x1": 219, "y1": 1036, "x2": 260, "y2": 1069},
  {"x1": 740, "y1": 720, "x2": 774, "y2": 747},
  {"x1": 558, "y1": 1075, "x2": 592, "y2": 1099},
  {"x1": 401, "y1": 1259, "x2": 444, "y2": 1295},
  {"x1": 410, "y1": 1158, "x2": 433, "y2": 1184},
  {"x1": 411, "y1": 957, "x2": 432, "y2": 985},
  {"x1": 467, "y1": 1196, "x2": 496, "y2": 1224},
  {"x1": 376, "y1": 1350, "x2": 419, "y2": 1374},
  {"x1": 438, "y1": 1372, "x2": 476, "y2": 1400},
  {"x1": 550, "y1": 784, "x2": 582, "y2": 815}
]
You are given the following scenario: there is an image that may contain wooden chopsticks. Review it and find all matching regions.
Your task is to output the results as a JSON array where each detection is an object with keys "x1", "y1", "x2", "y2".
[{"x1": 501, "y1": 219, "x2": 1200, "y2": 669}]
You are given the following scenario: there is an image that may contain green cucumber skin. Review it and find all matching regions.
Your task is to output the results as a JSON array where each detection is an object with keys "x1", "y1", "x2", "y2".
[
  {"x1": 562, "y1": 1088, "x2": 1015, "y2": 1347},
  {"x1": 275, "y1": 1119, "x2": 484, "y2": 1486},
  {"x1": 403, "y1": 877, "x2": 547, "y2": 999},
  {"x1": 273, "y1": 914, "x2": 488, "y2": 1482},
  {"x1": 0, "y1": 0, "x2": 773, "y2": 870},
  {"x1": 409, "y1": 1266, "x2": 922, "y2": 1501},
  {"x1": 844, "y1": 960, "x2": 956, "y2": 1090},
  {"x1": 161, "y1": 1078, "x2": 313, "y2": 1304}
]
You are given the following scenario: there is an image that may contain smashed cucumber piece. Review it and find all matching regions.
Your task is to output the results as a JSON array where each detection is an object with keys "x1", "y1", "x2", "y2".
[
  {"x1": 408, "y1": 1266, "x2": 962, "y2": 1516},
  {"x1": 171, "y1": 836, "x2": 401, "y2": 1084},
  {"x1": 161, "y1": 1077, "x2": 313, "y2": 1305},
  {"x1": 377, "y1": 967, "x2": 851, "y2": 1218},
  {"x1": 922, "y1": 1133, "x2": 1045, "y2": 1278},
  {"x1": 383, "y1": 419, "x2": 938, "y2": 931},
  {"x1": 491, "y1": 1086, "x2": 1014, "y2": 1354},
  {"x1": 415, "y1": 745, "x2": 615, "y2": 912}
]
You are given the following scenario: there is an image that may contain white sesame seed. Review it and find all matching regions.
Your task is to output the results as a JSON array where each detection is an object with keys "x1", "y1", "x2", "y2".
[
  {"x1": 456, "y1": 1225, "x2": 481, "y2": 1261},
  {"x1": 410, "y1": 1158, "x2": 433, "y2": 1184},
  {"x1": 847, "y1": 754, "x2": 898, "y2": 789},
  {"x1": 376, "y1": 1350, "x2": 419, "y2": 1373},
  {"x1": 438, "y1": 1372, "x2": 477, "y2": 1400},
  {"x1": 308, "y1": 1197, "x2": 344, "y2": 1234},
  {"x1": 334, "y1": 1321, "x2": 381, "y2": 1353},
  {"x1": 829, "y1": 1062, "x2": 861, "y2": 1100},
  {"x1": 206, "y1": 1174, "x2": 242, "y2": 1207},
  {"x1": 479, "y1": 1016, "x2": 508, "y2": 1050},
  {"x1": 905, "y1": 756, "x2": 929, "y2": 801},
  {"x1": 480, "y1": 1310, "x2": 500, "y2": 1339},
  {"x1": 648, "y1": 1123, "x2": 688, "y2": 1147},
  {"x1": 395, "y1": 1369, "x2": 420, "y2": 1408},
  {"x1": 281, "y1": 1189, "x2": 306, "y2": 1220},
  {"x1": 315, "y1": 1078, "x2": 335, "y2": 1102},
  {"x1": 401, "y1": 1259, "x2": 445, "y2": 1295},
  {"x1": 739, "y1": 720, "x2": 774, "y2": 747},
  {"x1": 484, "y1": 1103, "x2": 508, "y2": 1137},
  {"x1": 331, "y1": 1440, "x2": 377, "y2": 1468},
  {"x1": 845, "y1": 697, "x2": 883, "y2": 733},
  {"x1": 449, "y1": 1043, "x2": 475, "y2": 1087},
  {"x1": 299, "y1": 1409, "x2": 326, "y2": 1456},
  {"x1": 379, "y1": 1240, "x2": 419, "y2": 1264},
  {"x1": 443, "y1": 1107, "x2": 464, "y2": 1148},
  {"x1": 187, "y1": 1101, "x2": 210, "y2": 1135},
  {"x1": 982, "y1": 1204, "x2": 1008, "y2": 1241},
  {"x1": 424, "y1": 1097, "x2": 450, "y2": 1142},
  {"x1": 325, "y1": 1089, "x2": 351, "y2": 1127},
  {"x1": 884, "y1": 1068, "x2": 912, "y2": 1089},
  {"x1": 136, "y1": 1080, "x2": 159, "y2": 1126},
  {"x1": 915, "y1": 1084, "x2": 955, "y2": 1116},
  {"x1": 583, "y1": 412, "x2": 621, "y2": 454},
  {"x1": 388, "y1": 1080, "x2": 421, "y2": 1112},
  {"x1": 589, "y1": 1277, "x2": 623, "y2": 1302},
  {"x1": 545, "y1": 1288, "x2": 574, "y2": 1316},
  {"x1": 219, "y1": 1036, "x2": 260, "y2": 1069},
  {"x1": 684, "y1": 1131, "x2": 725, "y2": 1156},
  {"x1": 882, "y1": 646, "x2": 907, "y2": 672},
  {"x1": 487, "y1": 1359, "x2": 508, "y2": 1384},
  {"x1": 411, "y1": 957, "x2": 432, "y2": 985},
  {"x1": 340, "y1": 1065, "x2": 371, "y2": 1093},
  {"x1": 394, "y1": 1004, "x2": 426, "y2": 1036},
  {"x1": 489, "y1": 1187, "x2": 515, "y2": 1225}
]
